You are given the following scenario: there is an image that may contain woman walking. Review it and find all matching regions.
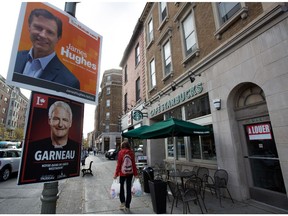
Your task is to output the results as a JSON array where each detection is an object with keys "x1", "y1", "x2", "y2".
[{"x1": 113, "y1": 141, "x2": 138, "y2": 212}]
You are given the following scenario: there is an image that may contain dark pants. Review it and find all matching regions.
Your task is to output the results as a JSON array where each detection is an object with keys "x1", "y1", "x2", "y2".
[{"x1": 119, "y1": 175, "x2": 133, "y2": 208}]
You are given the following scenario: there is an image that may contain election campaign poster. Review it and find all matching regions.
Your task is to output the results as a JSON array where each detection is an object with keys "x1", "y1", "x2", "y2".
[
  {"x1": 6, "y1": 2, "x2": 102, "y2": 104},
  {"x1": 18, "y1": 92, "x2": 83, "y2": 185}
]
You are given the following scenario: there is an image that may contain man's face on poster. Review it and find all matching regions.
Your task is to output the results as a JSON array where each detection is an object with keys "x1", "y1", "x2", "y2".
[
  {"x1": 49, "y1": 107, "x2": 72, "y2": 139},
  {"x1": 29, "y1": 15, "x2": 60, "y2": 58}
]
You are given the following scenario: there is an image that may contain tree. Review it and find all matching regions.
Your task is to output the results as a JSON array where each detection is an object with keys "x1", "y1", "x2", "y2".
[
  {"x1": 82, "y1": 138, "x2": 89, "y2": 149},
  {"x1": 14, "y1": 128, "x2": 24, "y2": 141}
]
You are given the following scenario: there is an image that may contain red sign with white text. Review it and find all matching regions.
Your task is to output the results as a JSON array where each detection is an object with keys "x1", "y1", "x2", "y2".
[{"x1": 246, "y1": 123, "x2": 272, "y2": 140}]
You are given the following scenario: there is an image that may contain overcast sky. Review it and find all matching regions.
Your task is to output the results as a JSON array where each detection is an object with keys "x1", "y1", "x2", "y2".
[{"x1": 0, "y1": 0, "x2": 146, "y2": 138}]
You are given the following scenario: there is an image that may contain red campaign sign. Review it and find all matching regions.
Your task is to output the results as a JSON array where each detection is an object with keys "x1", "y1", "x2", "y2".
[
  {"x1": 246, "y1": 123, "x2": 272, "y2": 140},
  {"x1": 18, "y1": 92, "x2": 84, "y2": 185}
]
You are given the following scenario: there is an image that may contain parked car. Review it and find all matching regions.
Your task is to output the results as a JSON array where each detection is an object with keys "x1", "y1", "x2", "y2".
[
  {"x1": 0, "y1": 148, "x2": 21, "y2": 181},
  {"x1": 0, "y1": 141, "x2": 21, "y2": 149},
  {"x1": 105, "y1": 149, "x2": 118, "y2": 160}
]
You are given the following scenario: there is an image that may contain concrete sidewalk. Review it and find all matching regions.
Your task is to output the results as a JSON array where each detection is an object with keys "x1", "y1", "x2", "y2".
[{"x1": 56, "y1": 154, "x2": 288, "y2": 214}]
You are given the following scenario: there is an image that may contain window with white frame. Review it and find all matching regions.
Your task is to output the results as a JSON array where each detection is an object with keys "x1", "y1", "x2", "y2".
[
  {"x1": 212, "y1": 2, "x2": 247, "y2": 39},
  {"x1": 106, "y1": 112, "x2": 110, "y2": 120},
  {"x1": 160, "y1": 2, "x2": 167, "y2": 23},
  {"x1": 106, "y1": 87, "x2": 111, "y2": 95},
  {"x1": 148, "y1": 18, "x2": 154, "y2": 43},
  {"x1": 163, "y1": 40, "x2": 172, "y2": 76},
  {"x1": 106, "y1": 99, "x2": 110, "y2": 107},
  {"x1": 105, "y1": 124, "x2": 109, "y2": 132},
  {"x1": 135, "y1": 43, "x2": 140, "y2": 66},
  {"x1": 182, "y1": 12, "x2": 197, "y2": 56},
  {"x1": 149, "y1": 59, "x2": 156, "y2": 88},
  {"x1": 217, "y1": 2, "x2": 241, "y2": 24},
  {"x1": 107, "y1": 75, "x2": 111, "y2": 82}
]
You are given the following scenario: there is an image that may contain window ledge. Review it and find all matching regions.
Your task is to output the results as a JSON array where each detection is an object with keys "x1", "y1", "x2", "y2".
[
  {"x1": 182, "y1": 49, "x2": 200, "y2": 67},
  {"x1": 214, "y1": 6, "x2": 248, "y2": 40},
  {"x1": 148, "y1": 86, "x2": 157, "y2": 94},
  {"x1": 161, "y1": 72, "x2": 174, "y2": 83},
  {"x1": 158, "y1": 17, "x2": 169, "y2": 31},
  {"x1": 146, "y1": 39, "x2": 154, "y2": 50}
]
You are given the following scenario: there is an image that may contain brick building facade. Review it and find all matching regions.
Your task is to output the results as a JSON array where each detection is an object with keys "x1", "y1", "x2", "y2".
[{"x1": 120, "y1": 2, "x2": 288, "y2": 210}]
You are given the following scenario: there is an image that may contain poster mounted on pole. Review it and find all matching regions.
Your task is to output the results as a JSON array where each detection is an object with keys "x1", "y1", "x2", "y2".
[
  {"x1": 6, "y1": 2, "x2": 102, "y2": 104},
  {"x1": 18, "y1": 92, "x2": 84, "y2": 185}
]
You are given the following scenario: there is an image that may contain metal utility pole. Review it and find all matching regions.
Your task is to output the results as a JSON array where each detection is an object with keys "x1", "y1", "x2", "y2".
[
  {"x1": 40, "y1": 4, "x2": 79, "y2": 213},
  {"x1": 40, "y1": 181, "x2": 59, "y2": 214},
  {"x1": 65, "y1": 2, "x2": 79, "y2": 17}
]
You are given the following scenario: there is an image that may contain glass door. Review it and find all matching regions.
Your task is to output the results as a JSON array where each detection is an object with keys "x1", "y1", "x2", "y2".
[{"x1": 244, "y1": 122, "x2": 285, "y2": 193}]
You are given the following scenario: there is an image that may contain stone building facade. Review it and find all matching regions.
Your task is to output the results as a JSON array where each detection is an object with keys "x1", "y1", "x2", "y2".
[{"x1": 120, "y1": 2, "x2": 288, "y2": 210}]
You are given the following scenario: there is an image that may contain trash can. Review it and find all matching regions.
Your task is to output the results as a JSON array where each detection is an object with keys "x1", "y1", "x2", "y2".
[
  {"x1": 142, "y1": 167, "x2": 154, "y2": 193},
  {"x1": 149, "y1": 180, "x2": 167, "y2": 214}
]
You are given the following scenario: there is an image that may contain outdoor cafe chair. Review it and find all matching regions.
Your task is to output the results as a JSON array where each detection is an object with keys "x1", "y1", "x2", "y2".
[
  {"x1": 182, "y1": 187, "x2": 204, "y2": 214},
  {"x1": 203, "y1": 169, "x2": 234, "y2": 207},
  {"x1": 167, "y1": 180, "x2": 183, "y2": 214},
  {"x1": 185, "y1": 176, "x2": 207, "y2": 212},
  {"x1": 167, "y1": 180, "x2": 204, "y2": 214},
  {"x1": 196, "y1": 167, "x2": 209, "y2": 188}
]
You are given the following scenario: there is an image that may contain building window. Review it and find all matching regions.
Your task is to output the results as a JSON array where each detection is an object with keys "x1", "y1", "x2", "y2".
[
  {"x1": 106, "y1": 112, "x2": 110, "y2": 120},
  {"x1": 147, "y1": 18, "x2": 154, "y2": 43},
  {"x1": 159, "y1": 2, "x2": 167, "y2": 23},
  {"x1": 135, "y1": 43, "x2": 140, "y2": 66},
  {"x1": 190, "y1": 125, "x2": 216, "y2": 161},
  {"x1": 163, "y1": 40, "x2": 172, "y2": 76},
  {"x1": 106, "y1": 99, "x2": 110, "y2": 107},
  {"x1": 135, "y1": 78, "x2": 140, "y2": 102},
  {"x1": 106, "y1": 87, "x2": 111, "y2": 95},
  {"x1": 124, "y1": 93, "x2": 128, "y2": 112},
  {"x1": 105, "y1": 124, "x2": 109, "y2": 132},
  {"x1": 185, "y1": 94, "x2": 211, "y2": 119},
  {"x1": 124, "y1": 65, "x2": 128, "y2": 83},
  {"x1": 149, "y1": 59, "x2": 156, "y2": 89},
  {"x1": 167, "y1": 137, "x2": 186, "y2": 159},
  {"x1": 212, "y1": 2, "x2": 247, "y2": 39},
  {"x1": 182, "y1": 12, "x2": 197, "y2": 56},
  {"x1": 107, "y1": 75, "x2": 111, "y2": 82},
  {"x1": 217, "y1": 2, "x2": 241, "y2": 24}
]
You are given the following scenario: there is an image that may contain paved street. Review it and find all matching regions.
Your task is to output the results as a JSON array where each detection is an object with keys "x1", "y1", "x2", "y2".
[{"x1": 0, "y1": 153, "x2": 287, "y2": 214}]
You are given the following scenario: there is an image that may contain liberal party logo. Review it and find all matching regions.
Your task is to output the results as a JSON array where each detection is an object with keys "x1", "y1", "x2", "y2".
[{"x1": 33, "y1": 93, "x2": 48, "y2": 109}]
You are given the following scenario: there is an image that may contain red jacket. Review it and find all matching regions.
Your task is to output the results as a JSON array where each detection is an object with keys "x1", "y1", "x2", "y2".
[{"x1": 114, "y1": 148, "x2": 138, "y2": 177}]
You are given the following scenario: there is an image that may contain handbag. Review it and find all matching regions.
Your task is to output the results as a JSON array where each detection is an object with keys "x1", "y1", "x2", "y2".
[
  {"x1": 131, "y1": 178, "x2": 142, "y2": 197},
  {"x1": 110, "y1": 179, "x2": 120, "y2": 199}
]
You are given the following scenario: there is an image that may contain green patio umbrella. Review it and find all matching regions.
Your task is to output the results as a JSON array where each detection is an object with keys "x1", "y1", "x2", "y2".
[
  {"x1": 139, "y1": 118, "x2": 211, "y2": 171},
  {"x1": 122, "y1": 125, "x2": 149, "y2": 139},
  {"x1": 122, "y1": 118, "x2": 211, "y2": 171},
  {"x1": 139, "y1": 118, "x2": 211, "y2": 139}
]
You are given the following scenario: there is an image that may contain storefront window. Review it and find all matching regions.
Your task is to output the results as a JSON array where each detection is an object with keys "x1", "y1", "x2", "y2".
[
  {"x1": 167, "y1": 137, "x2": 186, "y2": 159},
  {"x1": 167, "y1": 137, "x2": 174, "y2": 157},
  {"x1": 185, "y1": 93, "x2": 211, "y2": 119},
  {"x1": 177, "y1": 137, "x2": 185, "y2": 159},
  {"x1": 165, "y1": 106, "x2": 182, "y2": 119},
  {"x1": 190, "y1": 125, "x2": 216, "y2": 161}
]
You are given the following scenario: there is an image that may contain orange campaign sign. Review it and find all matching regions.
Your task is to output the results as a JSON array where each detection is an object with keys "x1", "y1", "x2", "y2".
[{"x1": 6, "y1": 2, "x2": 102, "y2": 104}]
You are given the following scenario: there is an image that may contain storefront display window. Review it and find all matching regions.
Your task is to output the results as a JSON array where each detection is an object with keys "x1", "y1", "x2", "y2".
[
  {"x1": 190, "y1": 125, "x2": 216, "y2": 161},
  {"x1": 177, "y1": 137, "x2": 185, "y2": 159},
  {"x1": 185, "y1": 93, "x2": 211, "y2": 119},
  {"x1": 167, "y1": 137, "x2": 186, "y2": 159}
]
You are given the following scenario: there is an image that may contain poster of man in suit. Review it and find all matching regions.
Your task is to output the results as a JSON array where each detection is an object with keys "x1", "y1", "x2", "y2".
[
  {"x1": 18, "y1": 92, "x2": 84, "y2": 185},
  {"x1": 6, "y1": 2, "x2": 102, "y2": 104}
]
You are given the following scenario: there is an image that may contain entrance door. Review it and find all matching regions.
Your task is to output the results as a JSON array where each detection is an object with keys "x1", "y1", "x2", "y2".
[{"x1": 242, "y1": 121, "x2": 287, "y2": 209}]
